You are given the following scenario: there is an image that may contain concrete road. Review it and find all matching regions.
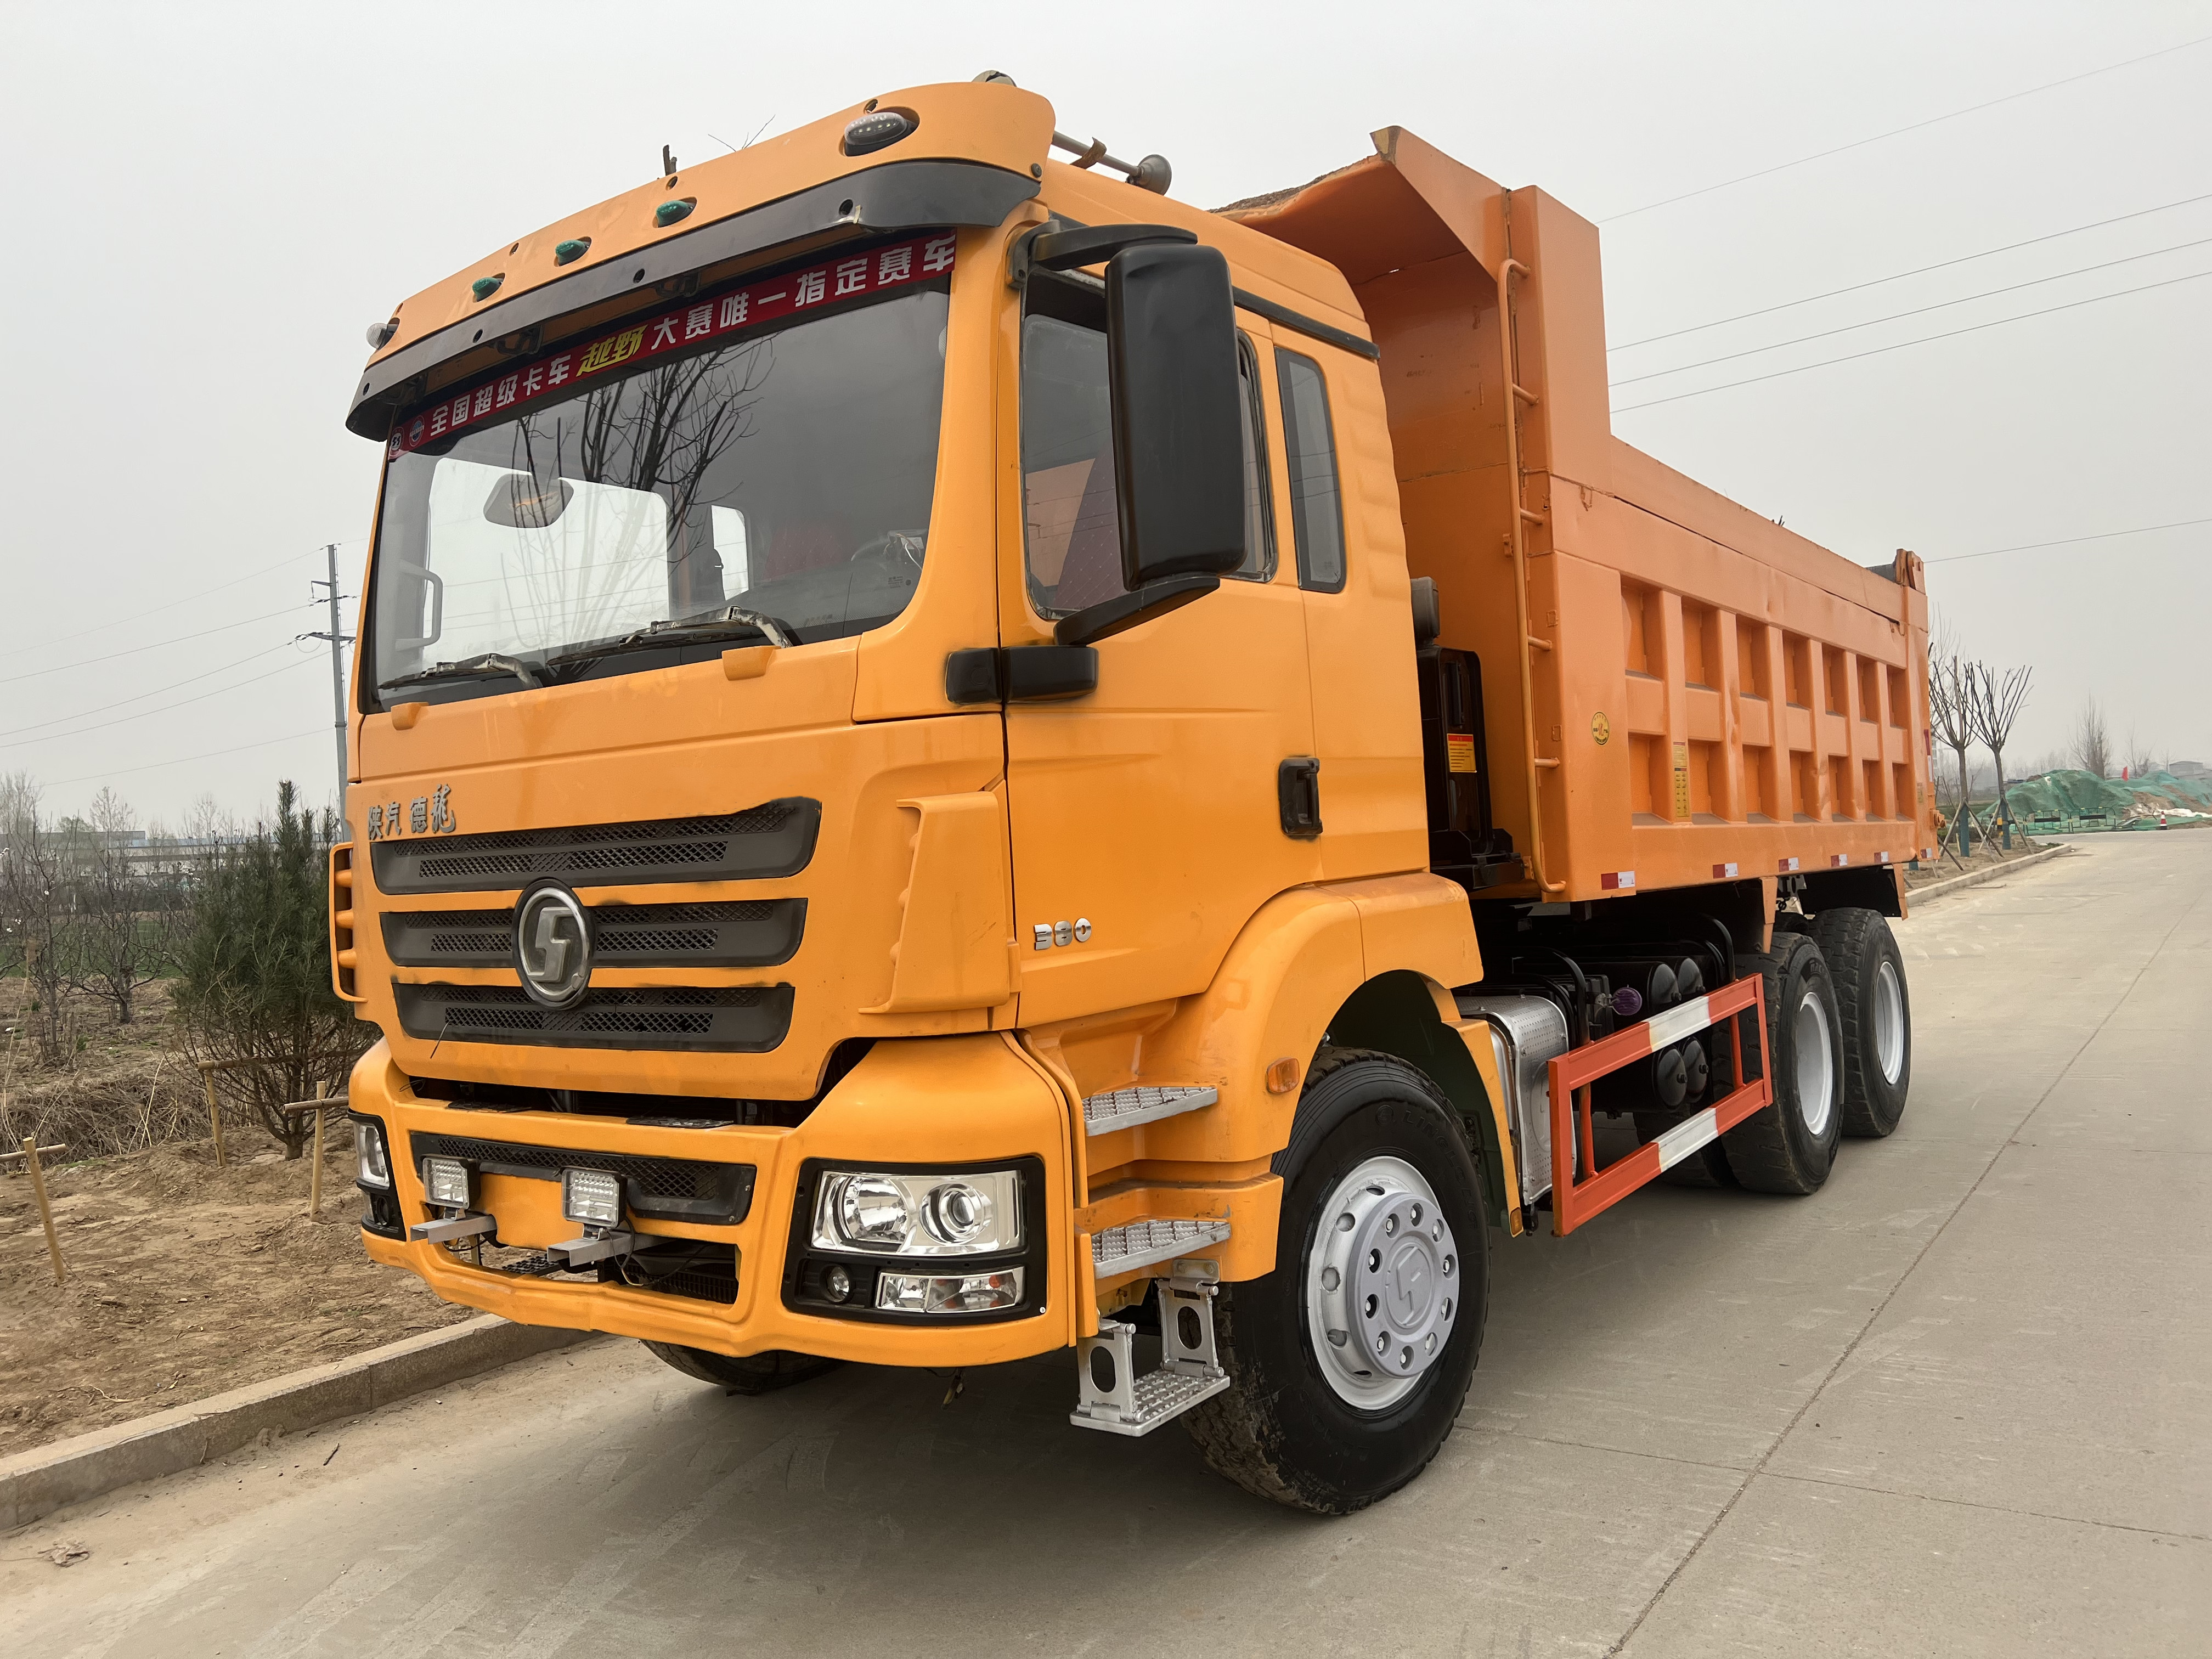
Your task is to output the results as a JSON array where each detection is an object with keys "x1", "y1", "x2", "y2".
[{"x1": 4, "y1": 834, "x2": 2207, "y2": 1656}]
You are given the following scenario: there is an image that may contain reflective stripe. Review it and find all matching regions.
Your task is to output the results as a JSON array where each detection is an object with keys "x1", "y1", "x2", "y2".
[
  {"x1": 1644, "y1": 994, "x2": 1713, "y2": 1051},
  {"x1": 1653, "y1": 1107, "x2": 1720, "y2": 1170}
]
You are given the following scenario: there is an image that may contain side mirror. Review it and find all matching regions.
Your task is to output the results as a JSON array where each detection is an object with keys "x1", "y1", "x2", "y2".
[
  {"x1": 1041, "y1": 232, "x2": 1247, "y2": 649},
  {"x1": 1107, "y1": 241, "x2": 1244, "y2": 590}
]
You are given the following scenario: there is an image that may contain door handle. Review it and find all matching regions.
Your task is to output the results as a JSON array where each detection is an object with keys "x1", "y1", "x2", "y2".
[{"x1": 1278, "y1": 757, "x2": 1323, "y2": 839}]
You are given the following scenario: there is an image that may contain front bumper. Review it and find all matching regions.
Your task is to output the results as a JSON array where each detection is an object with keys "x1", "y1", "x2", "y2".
[{"x1": 351, "y1": 1032, "x2": 1079, "y2": 1366}]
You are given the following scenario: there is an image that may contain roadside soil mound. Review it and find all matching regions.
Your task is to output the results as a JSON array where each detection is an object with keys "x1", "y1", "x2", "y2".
[{"x1": 0, "y1": 1131, "x2": 473, "y2": 1459}]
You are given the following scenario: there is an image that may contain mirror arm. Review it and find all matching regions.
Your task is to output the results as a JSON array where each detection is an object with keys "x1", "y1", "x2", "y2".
[
  {"x1": 1009, "y1": 221, "x2": 1197, "y2": 289},
  {"x1": 1053, "y1": 574, "x2": 1221, "y2": 648}
]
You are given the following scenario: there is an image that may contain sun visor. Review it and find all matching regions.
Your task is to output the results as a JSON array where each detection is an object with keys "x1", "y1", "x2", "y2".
[{"x1": 347, "y1": 159, "x2": 1036, "y2": 441}]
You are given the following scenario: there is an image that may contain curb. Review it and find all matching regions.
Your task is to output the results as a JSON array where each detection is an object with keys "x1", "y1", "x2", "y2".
[
  {"x1": 1905, "y1": 842, "x2": 2072, "y2": 907},
  {"x1": 1, "y1": 1314, "x2": 596, "y2": 1532}
]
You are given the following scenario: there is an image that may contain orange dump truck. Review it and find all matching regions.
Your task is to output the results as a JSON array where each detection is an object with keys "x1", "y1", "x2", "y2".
[{"x1": 334, "y1": 75, "x2": 1932, "y2": 1513}]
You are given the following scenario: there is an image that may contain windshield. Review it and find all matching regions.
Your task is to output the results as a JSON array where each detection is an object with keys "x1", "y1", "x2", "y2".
[{"x1": 369, "y1": 280, "x2": 950, "y2": 701}]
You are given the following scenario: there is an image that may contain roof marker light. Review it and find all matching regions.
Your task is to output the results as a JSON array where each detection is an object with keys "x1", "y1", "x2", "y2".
[
  {"x1": 654, "y1": 198, "x2": 695, "y2": 228},
  {"x1": 554, "y1": 237, "x2": 591, "y2": 266},
  {"x1": 844, "y1": 109, "x2": 916, "y2": 155},
  {"x1": 471, "y1": 274, "x2": 504, "y2": 301}
]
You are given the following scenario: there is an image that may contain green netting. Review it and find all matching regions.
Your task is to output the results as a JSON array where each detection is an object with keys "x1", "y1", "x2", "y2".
[{"x1": 1996, "y1": 769, "x2": 2212, "y2": 831}]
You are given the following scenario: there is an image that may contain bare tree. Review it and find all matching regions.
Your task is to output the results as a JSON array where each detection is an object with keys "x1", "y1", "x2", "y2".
[
  {"x1": 2121, "y1": 724, "x2": 2159, "y2": 782},
  {"x1": 1928, "y1": 648, "x2": 1976, "y2": 855},
  {"x1": 1965, "y1": 664, "x2": 2032, "y2": 849},
  {"x1": 2074, "y1": 697, "x2": 2111, "y2": 780},
  {"x1": 1, "y1": 809, "x2": 78, "y2": 1063},
  {"x1": 70, "y1": 787, "x2": 177, "y2": 1025}
]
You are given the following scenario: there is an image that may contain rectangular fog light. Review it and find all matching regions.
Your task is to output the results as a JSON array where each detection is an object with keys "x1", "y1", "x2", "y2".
[
  {"x1": 422, "y1": 1156, "x2": 472, "y2": 1208},
  {"x1": 875, "y1": 1268, "x2": 1023, "y2": 1314},
  {"x1": 562, "y1": 1166, "x2": 623, "y2": 1227}
]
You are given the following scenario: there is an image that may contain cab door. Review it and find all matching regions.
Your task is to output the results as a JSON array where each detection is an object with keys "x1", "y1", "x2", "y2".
[{"x1": 1001, "y1": 282, "x2": 1319, "y2": 1027}]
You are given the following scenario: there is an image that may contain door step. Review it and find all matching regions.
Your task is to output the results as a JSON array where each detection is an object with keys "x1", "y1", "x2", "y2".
[
  {"x1": 1070, "y1": 1267, "x2": 1229, "y2": 1436},
  {"x1": 1090, "y1": 1216, "x2": 1231, "y2": 1279},
  {"x1": 1082, "y1": 1084, "x2": 1218, "y2": 1136}
]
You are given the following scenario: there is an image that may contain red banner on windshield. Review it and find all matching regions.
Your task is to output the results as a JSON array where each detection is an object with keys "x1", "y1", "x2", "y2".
[{"x1": 388, "y1": 230, "x2": 958, "y2": 458}]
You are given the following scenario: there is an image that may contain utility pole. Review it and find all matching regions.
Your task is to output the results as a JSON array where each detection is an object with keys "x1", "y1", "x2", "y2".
[{"x1": 307, "y1": 545, "x2": 354, "y2": 807}]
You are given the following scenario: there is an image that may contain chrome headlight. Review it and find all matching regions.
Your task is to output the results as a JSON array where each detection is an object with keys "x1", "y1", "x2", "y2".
[
  {"x1": 357, "y1": 1122, "x2": 393, "y2": 1189},
  {"x1": 811, "y1": 1170, "x2": 1022, "y2": 1257}
]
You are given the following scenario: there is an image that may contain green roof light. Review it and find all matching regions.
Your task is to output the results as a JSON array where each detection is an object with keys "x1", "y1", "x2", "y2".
[
  {"x1": 654, "y1": 198, "x2": 695, "y2": 228},
  {"x1": 471, "y1": 274, "x2": 504, "y2": 302},
  {"x1": 554, "y1": 238, "x2": 591, "y2": 266}
]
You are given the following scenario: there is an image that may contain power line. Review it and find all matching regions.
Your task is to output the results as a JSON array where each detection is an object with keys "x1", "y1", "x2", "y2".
[
  {"x1": 1926, "y1": 517, "x2": 2212, "y2": 565},
  {"x1": 0, "y1": 538, "x2": 363, "y2": 659},
  {"x1": 42, "y1": 725, "x2": 330, "y2": 788},
  {"x1": 0, "y1": 641, "x2": 304, "y2": 741},
  {"x1": 1612, "y1": 266, "x2": 2212, "y2": 413},
  {"x1": 0, "y1": 654, "x2": 321, "y2": 752},
  {"x1": 1609, "y1": 189, "x2": 2212, "y2": 352},
  {"x1": 1599, "y1": 33, "x2": 2212, "y2": 224},
  {"x1": 0, "y1": 600, "x2": 322, "y2": 689},
  {"x1": 1610, "y1": 233, "x2": 2212, "y2": 388}
]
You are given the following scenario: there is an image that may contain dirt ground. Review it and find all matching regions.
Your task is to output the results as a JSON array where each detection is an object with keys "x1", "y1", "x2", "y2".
[
  {"x1": 1901, "y1": 831, "x2": 2059, "y2": 890},
  {"x1": 0, "y1": 1127, "x2": 473, "y2": 1460}
]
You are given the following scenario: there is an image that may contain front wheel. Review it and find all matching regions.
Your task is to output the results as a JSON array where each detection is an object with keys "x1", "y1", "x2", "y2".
[
  {"x1": 643, "y1": 1341, "x2": 840, "y2": 1395},
  {"x1": 1182, "y1": 1050, "x2": 1488, "y2": 1514}
]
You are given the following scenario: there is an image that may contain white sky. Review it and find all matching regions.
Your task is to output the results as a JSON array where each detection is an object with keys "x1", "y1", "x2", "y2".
[{"x1": 2, "y1": 0, "x2": 2207, "y2": 826}]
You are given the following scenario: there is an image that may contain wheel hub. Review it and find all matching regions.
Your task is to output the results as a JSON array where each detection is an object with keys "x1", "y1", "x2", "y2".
[
  {"x1": 1794, "y1": 988, "x2": 1836, "y2": 1135},
  {"x1": 1873, "y1": 958, "x2": 1905, "y2": 1084},
  {"x1": 1306, "y1": 1155, "x2": 1460, "y2": 1407}
]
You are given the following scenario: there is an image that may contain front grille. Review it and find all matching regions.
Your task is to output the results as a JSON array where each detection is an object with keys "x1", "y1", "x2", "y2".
[
  {"x1": 409, "y1": 1130, "x2": 754, "y2": 1223},
  {"x1": 369, "y1": 798, "x2": 820, "y2": 894},
  {"x1": 394, "y1": 981, "x2": 793, "y2": 1053},
  {"x1": 381, "y1": 898, "x2": 805, "y2": 969}
]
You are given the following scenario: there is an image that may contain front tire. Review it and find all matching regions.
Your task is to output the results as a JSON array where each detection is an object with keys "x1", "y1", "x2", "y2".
[
  {"x1": 1718, "y1": 933, "x2": 1844, "y2": 1194},
  {"x1": 1182, "y1": 1049, "x2": 1488, "y2": 1515},
  {"x1": 1808, "y1": 907, "x2": 1911, "y2": 1137},
  {"x1": 643, "y1": 1341, "x2": 840, "y2": 1395}
]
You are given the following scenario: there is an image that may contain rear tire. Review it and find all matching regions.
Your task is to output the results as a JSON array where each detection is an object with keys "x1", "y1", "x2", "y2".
[
  {"x1": 1718, "y1": 934, "x2": 1844, "y2": 1194},
  {"x1": 1808, "y1": 907, "x2": 1911, "y2": 1137},
  {"x1": 1182, "y1": 1049, "x2": 1488, "y2": 1515},
  {"x1": 643, "y1": 1341, "x2": 840, "y2": 1395}
]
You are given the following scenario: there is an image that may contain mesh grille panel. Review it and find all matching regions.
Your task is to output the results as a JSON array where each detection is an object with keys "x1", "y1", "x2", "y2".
[
  {"x1": 381, "y1": 898, "x2": 805, "y2": 970},
  {"x1": 409, "y1": 1131, "x2": 753, "y2": 1223},
  {"x1": 394, "y1": 981, "x2": 792, "y2": 1053},
  {"x1": 370, "y1": 798, "x2": 819, "y2": 894}
]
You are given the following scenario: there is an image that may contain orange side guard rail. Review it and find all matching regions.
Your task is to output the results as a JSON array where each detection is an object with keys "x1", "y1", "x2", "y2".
[{"x1": 1547, "y1": 977, "x2": 1771, "y2": 1235}]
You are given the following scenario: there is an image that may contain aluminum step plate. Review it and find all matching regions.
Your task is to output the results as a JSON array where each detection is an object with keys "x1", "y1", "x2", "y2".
[
  {"x1": 1082, "y1": 1085, "x2": 1219, "y2": 1136},
  {"x1": 1069, "y1": 1365, "x2": 1231, "y2": 1437},
  {"x1": 1090, "y1": 1216, "x2": 1232, "y2": 1278}
]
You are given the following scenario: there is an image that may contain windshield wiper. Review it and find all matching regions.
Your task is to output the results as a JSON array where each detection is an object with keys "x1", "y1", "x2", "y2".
[
  {"x1": 381, "y1": 653, "x2": 545, "y2": 692},
  {"x1": 544, "y1": 607, "x2": 802, "y2": 671}
]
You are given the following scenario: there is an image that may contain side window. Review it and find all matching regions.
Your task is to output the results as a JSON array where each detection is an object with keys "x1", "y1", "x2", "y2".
[
  {"x1": 1020, "y1": 279, "x2": 1272, "y2": 618},
  {"x1": 1277, "y1": 348, "x2": 1346, "y2": 592},
  {"x1": 1234, "y1": 334, "x2": 1277, "y2": 582}
]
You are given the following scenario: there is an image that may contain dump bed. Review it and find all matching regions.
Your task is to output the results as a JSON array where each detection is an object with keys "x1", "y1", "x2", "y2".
[{"x1": 1225, "y1": 131, "x2": 1933, "y2": 903}]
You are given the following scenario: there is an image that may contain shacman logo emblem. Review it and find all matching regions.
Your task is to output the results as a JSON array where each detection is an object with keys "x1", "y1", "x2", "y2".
[{"x1": 514, "y1": 883, "x2": 593, "y2": 1008}]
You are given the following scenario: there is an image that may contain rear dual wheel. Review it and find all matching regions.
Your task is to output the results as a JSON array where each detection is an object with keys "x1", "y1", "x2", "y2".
[
  {"x1": 1808, "y1": 907, "x2": 1911, "y2": 1137},
  {"x1": 1719, "y1": 933, "x2": 1845, "y2": 1194}
]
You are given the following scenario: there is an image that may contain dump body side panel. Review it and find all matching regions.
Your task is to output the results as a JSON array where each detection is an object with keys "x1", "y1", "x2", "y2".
[{"x1": 1222, "y1": 135, "x2": 1934, "y2": 902}]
